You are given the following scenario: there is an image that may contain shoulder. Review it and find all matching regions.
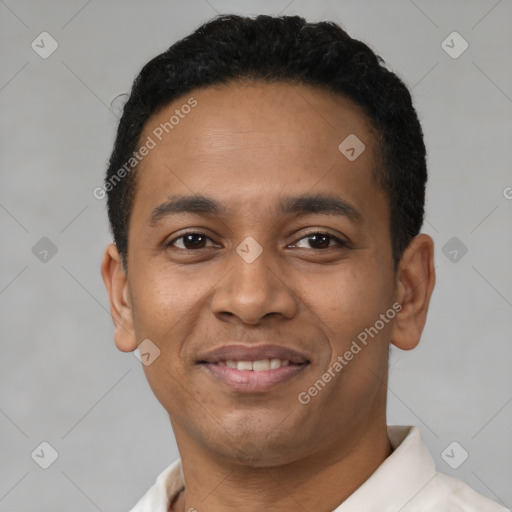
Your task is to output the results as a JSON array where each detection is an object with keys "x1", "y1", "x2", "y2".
[
  {"x1": 431, "y1": 471, "x2": 509, "y2": 511},
  {"x1": 129, "y1": 459, "x2": 184, "y2": 512}
]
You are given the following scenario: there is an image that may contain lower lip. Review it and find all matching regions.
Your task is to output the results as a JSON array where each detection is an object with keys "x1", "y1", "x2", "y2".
[{"x1": 200, "y1": 363, "x2": 309, "y2": 392}]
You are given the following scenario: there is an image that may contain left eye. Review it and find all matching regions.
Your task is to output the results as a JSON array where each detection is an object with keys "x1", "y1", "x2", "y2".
[{"x1": 293, "y1": 232, "x2": 347, "y2": 250}]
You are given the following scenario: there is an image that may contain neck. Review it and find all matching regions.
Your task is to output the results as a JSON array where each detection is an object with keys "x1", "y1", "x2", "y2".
[{"x1": 171, "y1": 417, "x2": 392, "y2": 512}]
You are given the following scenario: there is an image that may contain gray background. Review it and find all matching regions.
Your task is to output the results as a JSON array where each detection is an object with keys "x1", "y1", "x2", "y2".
[{"x1": 1, "y1": 0, "x2": 511, "y2": 510}]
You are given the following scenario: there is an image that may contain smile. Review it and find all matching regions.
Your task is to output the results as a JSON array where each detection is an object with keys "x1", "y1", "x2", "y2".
[
  {"x1": 200, "y1": 360, "x2": 309, "y2": 392},
  {"x1": 217, "y1": 358, "x2": 291, "y2": 370}
]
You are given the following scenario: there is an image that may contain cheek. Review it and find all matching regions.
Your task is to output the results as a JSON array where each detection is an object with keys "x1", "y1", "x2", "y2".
[
  {"x1": 310, "y1": 262, "x2": 394, "y2": 346},
  {"x1": 132, "y1": 278, "x2": 201, "y2": 413},
  {"x1": 129, "y1": 269, "x2": 207, "y2": 383},
  {"x1": 130, "y1": 268, "x2": 197, "y2": 337}
]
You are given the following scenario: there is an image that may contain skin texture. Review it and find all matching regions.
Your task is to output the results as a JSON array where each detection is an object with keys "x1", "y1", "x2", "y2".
[{"x1": 101, "y1": 81, "x2": 435, "y2": 512}]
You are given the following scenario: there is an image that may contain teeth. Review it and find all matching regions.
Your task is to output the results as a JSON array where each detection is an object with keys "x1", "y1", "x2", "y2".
[
  {"x1": 271, "y1": 358, "x2": 289, "y2": 369},
  {"x1": 253, "y1": 359, "x2": 270, "y2": 371},
  {"x1": 221, "y1": 359, "x2": 291, "y2": 370}
]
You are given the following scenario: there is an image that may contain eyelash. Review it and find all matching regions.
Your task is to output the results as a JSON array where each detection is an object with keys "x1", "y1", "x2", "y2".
[{"x1": 165, "y1": 230, "x2": 349, "y2": 251}]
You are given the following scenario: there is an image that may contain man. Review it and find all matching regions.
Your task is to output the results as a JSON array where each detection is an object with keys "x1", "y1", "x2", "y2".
[{"x1": 101, "y1": 14, "x2": 508, "y2": 512}]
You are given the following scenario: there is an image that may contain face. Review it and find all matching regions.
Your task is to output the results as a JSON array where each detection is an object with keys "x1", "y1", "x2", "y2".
[{"x1": 108, "y1": 81, "x2": 406, "y2": 467}]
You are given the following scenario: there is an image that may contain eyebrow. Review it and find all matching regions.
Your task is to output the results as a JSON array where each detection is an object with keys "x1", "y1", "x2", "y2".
[{"x1": 148, "y1": 193, "x2": 363, "y2": 227}]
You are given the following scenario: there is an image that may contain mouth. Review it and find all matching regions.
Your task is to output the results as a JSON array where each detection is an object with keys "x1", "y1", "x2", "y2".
[{"x1": 197, "y1": 344, "x2": 311, "y2": 392}]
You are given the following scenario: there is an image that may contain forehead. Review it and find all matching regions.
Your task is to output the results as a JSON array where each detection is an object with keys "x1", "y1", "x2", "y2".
[
  {"x1": 131, "y1": 80, "x2": 385, "y2": 225},
  {"x1": 144, "y1": 80, "x2": 376, "y2": 160}
]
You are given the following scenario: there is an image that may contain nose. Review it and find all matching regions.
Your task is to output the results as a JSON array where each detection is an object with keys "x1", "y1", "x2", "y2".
[{"x1": 211, "y1": 244, "x2": 297, "y2": 325}]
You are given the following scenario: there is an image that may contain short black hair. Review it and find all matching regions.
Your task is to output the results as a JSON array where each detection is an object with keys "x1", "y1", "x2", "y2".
[{"x1": 105, "y1": 14, "x2": 427, "y2": 272}]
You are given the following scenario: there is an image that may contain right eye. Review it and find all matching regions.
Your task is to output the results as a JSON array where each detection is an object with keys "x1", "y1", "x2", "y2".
[{"x1": 166, "y1": 231, "x2": 217, "y2": 250}]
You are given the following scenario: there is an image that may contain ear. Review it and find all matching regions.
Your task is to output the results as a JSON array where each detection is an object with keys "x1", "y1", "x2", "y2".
[
  {"x1": 391, "y1": 234, "x2": 436, "y2": 351},
  {"x1": 101, "y1": 243, "x2": 138, "y2": 352}
]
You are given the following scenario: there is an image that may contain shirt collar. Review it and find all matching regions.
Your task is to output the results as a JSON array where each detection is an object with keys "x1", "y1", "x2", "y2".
[{"x1": 334, "y1": 425, "x2": 438, "y2": 511}]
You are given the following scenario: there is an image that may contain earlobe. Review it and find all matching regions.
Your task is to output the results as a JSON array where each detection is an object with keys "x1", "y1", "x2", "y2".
[
  {"x1": 390, "y1": 234, "x2": 436, "y2": 351},
  {"x1": 100, "y1": 243, "x2": 138, "y2": 352}
]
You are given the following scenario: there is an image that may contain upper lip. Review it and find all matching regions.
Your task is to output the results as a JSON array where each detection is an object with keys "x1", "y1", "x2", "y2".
[{"x1": 197, "y1": 344, "x2": 310, "y2": 364}]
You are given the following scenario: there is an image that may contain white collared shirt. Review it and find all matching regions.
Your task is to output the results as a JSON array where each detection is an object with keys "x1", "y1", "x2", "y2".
[{"x1": 129, "y1": 425, "x2": 509, "y2": 511}]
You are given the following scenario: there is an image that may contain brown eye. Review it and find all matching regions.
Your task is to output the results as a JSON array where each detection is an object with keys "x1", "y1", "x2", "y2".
[
  {"x1": 167, "y1": 232, "x2": 212, "y2": 250},
  {"x1": 294, "y1": 232, "x2": 347, "y2": 250}
]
